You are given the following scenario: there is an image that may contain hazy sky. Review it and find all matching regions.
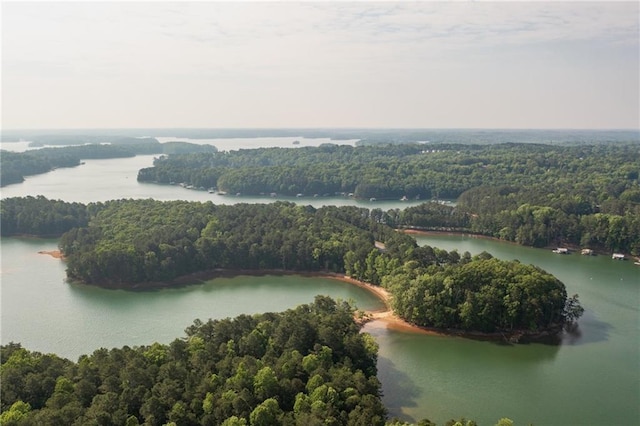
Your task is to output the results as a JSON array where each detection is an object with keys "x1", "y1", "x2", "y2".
[{"x1": 2, "y1": 1, "x2": 639, "y2": 129}]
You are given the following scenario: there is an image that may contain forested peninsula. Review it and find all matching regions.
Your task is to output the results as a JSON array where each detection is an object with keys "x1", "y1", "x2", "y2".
[
  {"x1": 0, "y1": 297, "x2": 388, "y2": 425},
  {"x1": 2, "y1": 197, "x2": 583, "y2": 337},
  {"x1": 137, "y1": 142, "x2": 640, "y2": 254},
  {"x1": 1, "y1": 297, "x2": 517, "y2": 426}
]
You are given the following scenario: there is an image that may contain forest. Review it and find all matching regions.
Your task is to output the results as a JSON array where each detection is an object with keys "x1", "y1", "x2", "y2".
[
  {"x1": 0, "y1": 297, "x2": 516, "y2": 426},
  {"x1": 384, "y1": 256, "x2": 581, "y2": 333},
  {"x1": 1, "y1": 197, "x2": 581, "y2": 335},
  {"x1": 0, "y1": 296, "x2": 389, "y2": 425},
  {"x1": 136, "y1": 142, "x2": 640, "y2": 254}
]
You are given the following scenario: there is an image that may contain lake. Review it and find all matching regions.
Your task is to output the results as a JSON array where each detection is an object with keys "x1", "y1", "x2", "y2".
[
  {"x1": 369, "y1": 234, "x2": 639, "y2": 425},
  {"x1": 0, "y1": 135, "x2": 359, "y2": 153},
  {"x1": 0, "y1": 154, "x2": 427, "y2": 207},
  {"x1": 1, "y1": 149, "x2": 639, "y2": 425}
]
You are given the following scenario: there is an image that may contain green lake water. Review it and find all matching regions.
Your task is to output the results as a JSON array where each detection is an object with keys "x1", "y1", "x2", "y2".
[{"x1": 1, "y1": 152, "x2": 639, "y2": 425}]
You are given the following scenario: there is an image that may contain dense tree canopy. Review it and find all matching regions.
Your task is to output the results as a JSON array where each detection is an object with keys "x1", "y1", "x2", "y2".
[
  {"x1": 0, "y1": 296, "x2": 387, "y2": 426},
  {"x1": 135, "y1": 142, "x2": 640, "y2": 254},
  {"x1": 1, "y1": 196, "x2": 89, "y2": 236},
  {"x1": 383, "y1": 255, "x2": 569, "y2": 333},
  {"x1": 137, "y1": 143, "x2": 638, "y2": 202},
  {"x1": 54, "y1": 200, "x2": 396, "y2": 286}
]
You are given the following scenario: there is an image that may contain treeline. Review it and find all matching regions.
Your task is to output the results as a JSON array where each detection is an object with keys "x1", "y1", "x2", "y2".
[
  {"x1": 0, "y1": 296, "x2": 389, "y2": 425},
  {"x1": 338, "y1": 236, "x2": 579, "y2": 333},
  {"x1": 1, "y1": 140, "x2": 216, "y2": 187},
  {"x1": 137, "y1": 143, "x2": 639, "y2": 202},
  {"x1": 1, "y1": 150, "x2": 81, "y2": 186},
  {"x1": 393, "y1": 195, "x2": 640, "y2": 255},
  {"x1": 55, "y1": 200, "x2": 405, "y2": 285},
  {"x1": 135, "y1": 142, "x2": 639, "y2": 254},
  {"x1": 137, "y1": 144, "x2": 470, "y2": 198},
  {"x1": 0, "y1": 196, "x2": 89, "y2": 236}
]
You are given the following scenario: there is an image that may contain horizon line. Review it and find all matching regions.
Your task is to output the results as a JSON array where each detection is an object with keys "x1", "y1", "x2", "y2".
[{"x1": 2, "y1": 127, "x2": 639, "y2": 132}]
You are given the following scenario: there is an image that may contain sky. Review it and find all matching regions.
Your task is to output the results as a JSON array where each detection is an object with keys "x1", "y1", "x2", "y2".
[{"x1": 1, "y1": 1, "x2": 639, "y2": 130}]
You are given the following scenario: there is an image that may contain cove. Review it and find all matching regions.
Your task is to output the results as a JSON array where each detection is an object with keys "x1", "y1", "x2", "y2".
[
  {"x1": 0, "y1": 237, "x2": 384, "y2": 359},
  {"x1": 1, "y1": 152, "x2": 638, "y2": 425},
  {"x1": 2, "y1": 235, "x2": 638, "y2": 425}
]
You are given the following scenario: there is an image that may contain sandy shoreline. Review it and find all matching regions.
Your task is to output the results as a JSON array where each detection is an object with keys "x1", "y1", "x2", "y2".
[
  {"x1": 37, "y1": 251, "x2": 555, "y2": 341},
  {"x1": 38, "y1": 250, "x2": 65, "y2": 259},
  {"x1": 318, "y1": 273, "x2": 450, "y2": 337},
  {"x1": 35, "y1": 252, "x2": 441, "y2": 336}
]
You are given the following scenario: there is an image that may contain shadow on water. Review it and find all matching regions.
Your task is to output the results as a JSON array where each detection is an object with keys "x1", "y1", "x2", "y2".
[
  {"x1": 500, "y1": 308, "x2": 612, "y2": 347},
  {"x1": 377, "y1": 355, "x2": 421, "y2": 424},
  {"x1": 560, "y1": 309, "x2": 613, "y2": 346},
  {"x1": 450, "y1": 305, "x2": 613, "y2": 347}
]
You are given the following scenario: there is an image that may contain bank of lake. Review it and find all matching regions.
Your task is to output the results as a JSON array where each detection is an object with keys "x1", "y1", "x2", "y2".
[{"x1": 1, "y1": 144, "x2": 639, "y2": 425}]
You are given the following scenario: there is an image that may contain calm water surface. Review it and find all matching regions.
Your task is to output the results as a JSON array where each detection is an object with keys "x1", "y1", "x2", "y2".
[
  {"x1": 366, "y1": 234, "x2": 639, "y2": 425},
  {"x1": 0, "y1": 155, "x2": 424, "y2": 208},
  {"x1": 0, "y1": 136, "x2": 358, "y2": 153},
  {"x1": 0, "y1": 237, "x2": 383, "y2": 358},
  {"x1": 1, "y1": 149, "x2": 639, "y2": 425}
]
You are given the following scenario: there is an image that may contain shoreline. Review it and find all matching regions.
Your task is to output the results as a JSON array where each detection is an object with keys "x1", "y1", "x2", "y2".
[
  {"x1": 37, "y1": 249, "x2": 564, "y2": 341},
  {"x1": 60, "y1": 261, "x2": 556, "y2": 342},
  {"x1": 402, "y1": 228, "x2": 639, "y2": 260},
  {"x1": 38, "y1": 250, "x2": 65, "y2": 259}
]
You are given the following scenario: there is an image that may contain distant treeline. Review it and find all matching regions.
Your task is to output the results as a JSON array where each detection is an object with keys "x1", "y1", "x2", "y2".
[
  {"x1": 136, "y1": 142, "x2": 640, "y2": 254},
  {"x1": 394, "y1": 198, "x2": 640, "y2": 255},
  {"x1": 3, "y1": 127, "x2": 638, "y2": 145},
  {"x1": 1, "y1": 139, "x2": 216, "y2": 187},
  {"x1": 1, "y1": 197, "x2": 582, "y2": 334}
]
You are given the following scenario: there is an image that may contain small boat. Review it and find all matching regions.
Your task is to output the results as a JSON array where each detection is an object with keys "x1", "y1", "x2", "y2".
[
  {"x1": 400, "y1": 195, "x2": 408, "y2": 201},
  {"x1": 581, "y1": 249, "x2": 594, "y2": 256},
  {"x1": 612, "y1": 253, "x2": 625, "y2": 260},
  {"x1": 634, "y1": 261, "x2": 640, "y2": 266},
  {"x1": 552, "y1": 248, "x2": 569, "y2": 254}
]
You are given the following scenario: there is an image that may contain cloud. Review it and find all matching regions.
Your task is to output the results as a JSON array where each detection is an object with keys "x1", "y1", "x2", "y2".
[
  {"x1": 5, "y1": 2, "x2": 637, "y2": 71},
  {"x1": 2, "y1": 1, "x2": 638, "y2": 129}
]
